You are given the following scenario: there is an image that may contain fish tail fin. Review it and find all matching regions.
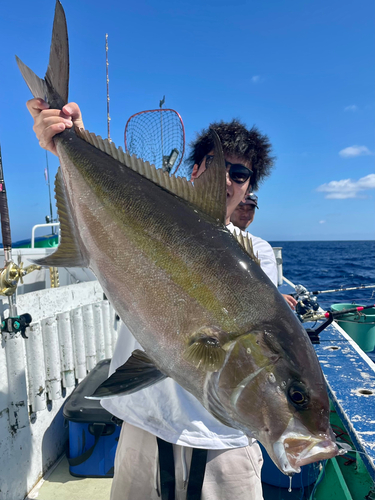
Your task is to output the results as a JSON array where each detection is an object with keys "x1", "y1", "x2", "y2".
[
  {"x1": 15, "y1": 56, "x2": 48, "y2": 101},
  {"x1": 15, "y1": 0, "x2": 69, "y2": 109}
]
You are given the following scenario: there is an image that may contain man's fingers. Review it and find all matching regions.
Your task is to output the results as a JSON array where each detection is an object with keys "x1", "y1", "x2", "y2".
[
  {"x1": 26, "y1": 98, "x2": 84, "y2": 156},
  {"x1": 37, "y1": 123, "x2": 66, "y2": 155},
  {"x1": 33, "y1": 113, "x2": 72, "y2": 135},
  {"x1": 282, "y1": 294, "x2": 297, "y2": 310},
  {"x1": 26, "y1": 98, "x2": 49, "y2": 119},
  {"x1": 62, "y1": 102, "x2": 84, "y2": 129}
]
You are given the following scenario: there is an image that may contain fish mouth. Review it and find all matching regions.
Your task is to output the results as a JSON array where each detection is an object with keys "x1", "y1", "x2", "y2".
[
  {"x1": 283, "y1": 435, "x2": 339, "y2": 470},
  {"x1": 271, "y1": 419, "x2": 339, "y2": 475}
]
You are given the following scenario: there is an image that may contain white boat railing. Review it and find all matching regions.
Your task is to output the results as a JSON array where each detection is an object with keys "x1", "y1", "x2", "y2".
[
  {"x1": 272, "y1": 247, "x2": 283, "y2": 286},
  {"x1": 31, "y1": 222, "x2": 60, "y2": 248},
  {"x1": 0, "y1": 281, "x2": 119, "y2": 500}
]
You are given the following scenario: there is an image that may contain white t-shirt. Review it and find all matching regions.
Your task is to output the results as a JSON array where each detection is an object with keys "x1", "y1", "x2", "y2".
[
  {"x1": 226, "y1": 222, "x2": 278, "y2": 287},
  {"x1": 101, "y1": 225, "x2": 277, "y2": 449}
]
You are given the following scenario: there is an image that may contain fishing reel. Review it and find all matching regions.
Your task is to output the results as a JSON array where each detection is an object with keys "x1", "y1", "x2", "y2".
[
  {"x1": 292, "y1": 285, "x2": 329, "y2": 344},
  {"x1": 0, "y1": 261, "x2": 41, "y2": 296},
  {"x1": 294, "y1": 285, "x2": 321, "y2": 322}
]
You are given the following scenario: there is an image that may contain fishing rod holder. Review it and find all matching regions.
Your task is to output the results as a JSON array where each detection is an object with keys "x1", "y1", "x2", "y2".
[
  {"x1": 304, "y1": 313, "x2": 335, "y2": 345},
  {"x1": 1, "y1": 313, "x2": 32, "y2": 339},
  {"x1": 0, "y1": 261, "x2": 41, "y2": 296}
]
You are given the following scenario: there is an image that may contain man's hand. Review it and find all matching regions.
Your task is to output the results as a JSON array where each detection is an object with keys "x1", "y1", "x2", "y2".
[
  {"x1": 26, "y1": 98, "x2": 84, "y2": 156},
  {"x1": 282, "y1": 294, "x2": 297, "y2": 310}
]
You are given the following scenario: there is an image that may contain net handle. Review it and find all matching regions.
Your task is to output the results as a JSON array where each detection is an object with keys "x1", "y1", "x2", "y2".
[{"x1": 124, "y1": 108, "x2": 186, "y2": 174}]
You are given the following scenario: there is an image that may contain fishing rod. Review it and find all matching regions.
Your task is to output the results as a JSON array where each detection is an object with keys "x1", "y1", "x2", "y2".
[
  {"x1": 0, "y1": 143, "x2": 17, "y2": 319},
  {"x1": 301, "y1": 303, "x2": 375, "y2": 345},
  {"x1": 0, "y1": 145, "x2": 12, "y2": 267},
  {"x1": 292, "y1": 283, "x2": 375, "y2": 298},
  {"x1": 322, "y1": 303, "x2": 375, "y2": 319},
  {"x1": 45, "y1": 151, "x2": 55, "y2": 231},
  {"x1": 105, "y1": 33, "x2": 111, "y2": 143},
  {"x1": 293, "y1": 282, "x2": 375, "y2": 331},
  {"x1": 0, "y1": 144, "x2": 38, "y2": 337},
  {"x1": 310, "y1": 284, "x2": 375, "y2": 295}
]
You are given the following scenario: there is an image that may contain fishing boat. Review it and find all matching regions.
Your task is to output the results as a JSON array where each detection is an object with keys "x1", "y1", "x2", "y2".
[{"x1": 0, "y1": 233, "x2": 374, "y2": 500}]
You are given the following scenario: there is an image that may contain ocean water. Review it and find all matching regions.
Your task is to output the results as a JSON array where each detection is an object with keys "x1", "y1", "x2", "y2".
[{"x1": 269, "y1": 240, "x2": 375, "y2": 310}]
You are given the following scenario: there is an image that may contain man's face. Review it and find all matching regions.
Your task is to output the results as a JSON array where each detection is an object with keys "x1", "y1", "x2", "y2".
[
  {"x1": 230, "y1": 204, "x2": 256, "y2": 231},
  {"x1": 191, "y1": 151, "x2": 251, "y2": 224}
]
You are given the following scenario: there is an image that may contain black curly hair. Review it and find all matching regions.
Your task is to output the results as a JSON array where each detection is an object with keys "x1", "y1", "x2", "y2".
[{"x1": 185, "y1": 119, "x2": 275, "y2": 191}]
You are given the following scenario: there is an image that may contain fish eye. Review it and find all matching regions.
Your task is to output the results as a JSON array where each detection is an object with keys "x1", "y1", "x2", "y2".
[{"x1": 288, "y1": 384, "x2": 309, "y2": 407}]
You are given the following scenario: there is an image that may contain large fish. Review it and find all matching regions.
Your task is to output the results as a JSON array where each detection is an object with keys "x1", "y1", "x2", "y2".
[{"x1": 17, "y1": 1, "x2": 339, "y2": 475}]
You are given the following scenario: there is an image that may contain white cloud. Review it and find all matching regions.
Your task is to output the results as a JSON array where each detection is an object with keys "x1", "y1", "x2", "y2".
[
  {"x1": 251, "y1": 75, "x2": 261, "y2": 83},
  {"x1": 344, "y1": 105, "x2": 358, "y2": 112},
  {"x1": 319, "y1": 220, "x2": 326, "y2": 224},
  {"x1": 317, "y1": 174, "x2": 375, "y2": 199},
  {"x1": 339, "y1": 145, "x2": 372, "y2": 158}
]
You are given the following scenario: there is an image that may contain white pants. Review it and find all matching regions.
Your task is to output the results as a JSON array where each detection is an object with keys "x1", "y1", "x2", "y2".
[{"x1": 110, "y1": 423, "x2": 264, "y2": 500}]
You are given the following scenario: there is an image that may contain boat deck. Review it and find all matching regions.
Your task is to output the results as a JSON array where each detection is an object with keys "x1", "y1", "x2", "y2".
[
  {"x1": 28, "y1": 453, "x2": 317, "y2": 500},
  {"x1": 27, "y1": 455, "x2": 113, "y2": 500},
  {"x1": 21, "y1": 282, "x2": 375, "y2": 500}
]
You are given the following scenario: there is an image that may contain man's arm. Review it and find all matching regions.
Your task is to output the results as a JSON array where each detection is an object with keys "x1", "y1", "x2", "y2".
[{"x1": 26, "y1": 98, "x2": 84, "y2": 156}]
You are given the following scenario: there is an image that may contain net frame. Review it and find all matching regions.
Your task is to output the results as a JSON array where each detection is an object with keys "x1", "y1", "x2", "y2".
[{"x1": 124, "y1": 109, "x2": 185, "y2": 174}]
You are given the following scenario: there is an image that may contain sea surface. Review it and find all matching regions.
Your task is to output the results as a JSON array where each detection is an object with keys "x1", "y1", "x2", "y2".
[{"x1": 269, "y1": 240, "x2": 375, "y2": 310}]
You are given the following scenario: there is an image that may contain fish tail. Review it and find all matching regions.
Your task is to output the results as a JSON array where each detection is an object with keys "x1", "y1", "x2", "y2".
[{"x1": 15, "y1": 0, "x2": 69, "y2": 109}]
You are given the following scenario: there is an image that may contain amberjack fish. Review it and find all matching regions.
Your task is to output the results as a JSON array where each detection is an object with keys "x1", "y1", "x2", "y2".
[{"x1": 16, "y1": 1, "x2": 339, "y2": 475}]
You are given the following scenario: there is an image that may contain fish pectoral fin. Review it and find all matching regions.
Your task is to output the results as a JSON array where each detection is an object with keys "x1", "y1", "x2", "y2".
[
  {"x1": 32, "y1": 168, "x2": 88, "y2": 268},
  {"x1": 184, "y1": 334, "x2": 226, "y2": 372},
  {"x1": 89, "y1": 349, "x2": 168, "y2": 399}
]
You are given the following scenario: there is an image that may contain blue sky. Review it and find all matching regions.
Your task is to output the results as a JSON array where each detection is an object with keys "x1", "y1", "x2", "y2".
[{"x1": 0, "y1": 0, "x2": 374, "y2": 242}]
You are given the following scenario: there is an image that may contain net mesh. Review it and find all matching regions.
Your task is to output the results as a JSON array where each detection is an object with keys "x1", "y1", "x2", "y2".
[{"x1": 124, "y1": 109, "x2": 185, "y2": 174}]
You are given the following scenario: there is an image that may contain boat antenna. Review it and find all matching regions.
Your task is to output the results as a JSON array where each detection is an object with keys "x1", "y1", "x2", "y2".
[
  {"x1": 105, "y1": 33, "x2": 111, "y2": 142},
  {"x1": 44, "y1": 151, "x2": 54, "y2": 233}
]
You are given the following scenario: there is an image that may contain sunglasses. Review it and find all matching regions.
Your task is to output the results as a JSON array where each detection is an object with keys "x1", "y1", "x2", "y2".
[{"x1": 205, "y1": 155, "x2": 253, "y2": 184}]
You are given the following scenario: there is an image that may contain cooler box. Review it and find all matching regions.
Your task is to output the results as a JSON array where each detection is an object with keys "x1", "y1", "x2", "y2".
[{"x1": 63, "y1": 359, "x2": 122, "y2": 477}]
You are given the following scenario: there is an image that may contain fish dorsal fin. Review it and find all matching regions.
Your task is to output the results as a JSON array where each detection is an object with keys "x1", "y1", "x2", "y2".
[
  {"x1": 75, "y1": 128, "x2": 226, "y2": 224},
  {"x1": 227, "y1": 225, "x2": 261, "y2": 266},
  {"x1": 192, "y1": 129, "x2": 227, "y2": 223},
  {"x1": 32, "y1": 167, "x2": 88, "y2": 268}
]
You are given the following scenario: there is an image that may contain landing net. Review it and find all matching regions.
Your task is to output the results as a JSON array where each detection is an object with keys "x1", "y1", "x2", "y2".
[{"x1": 124, "y1": 109, "x2": 185, "y2": 175}]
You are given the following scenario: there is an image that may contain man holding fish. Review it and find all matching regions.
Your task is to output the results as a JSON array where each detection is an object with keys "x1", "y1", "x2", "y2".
[
  {"x1": 27, "y1": 100, "x2": 274, "y2": 499},
  {"x1": 19, "y1": 3, "x2": 338, "y2": 497}
]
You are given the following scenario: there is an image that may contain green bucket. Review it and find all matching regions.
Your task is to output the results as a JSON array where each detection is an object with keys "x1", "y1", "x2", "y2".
[{"x1": 331, "y1": 303, "x2": 375, "y2": 353}]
